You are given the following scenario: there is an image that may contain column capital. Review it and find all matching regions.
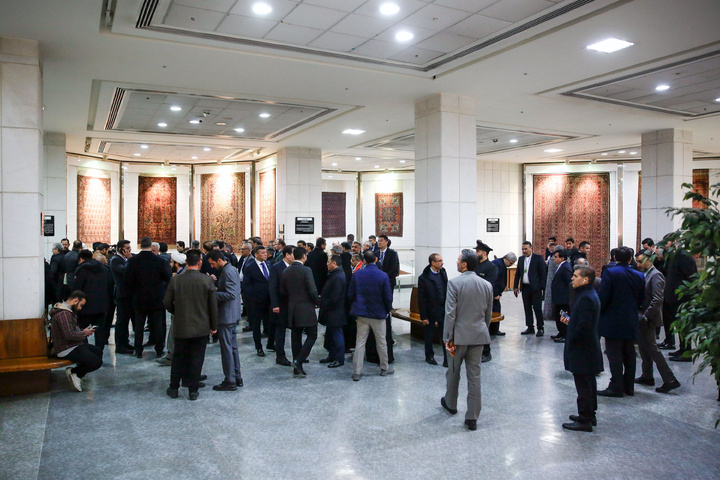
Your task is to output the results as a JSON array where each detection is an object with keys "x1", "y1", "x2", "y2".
[
  {"x1": 641, "y1": 128, "x2": 692, "y2": 146},
  {"x1": 415, "y1": 93, "x2": 476, "y2": 118}
]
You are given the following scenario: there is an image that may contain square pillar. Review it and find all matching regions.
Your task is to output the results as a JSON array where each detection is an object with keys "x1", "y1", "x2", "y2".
[
  {"x1": 276, "y1": 147, "x2": 322, "y2": 246},
  {"x1": 43, "y1": 133, "x2": 66, "y2": 258},
  {"x1": 415, "y1": 94, "x2": 477, "y2": 279},
  {"x1": 641, "y1": 129, "x2": 693, "y2": 241},
  {"x1": 0, "y1": 37, "x2": 44, "y2": 320}
]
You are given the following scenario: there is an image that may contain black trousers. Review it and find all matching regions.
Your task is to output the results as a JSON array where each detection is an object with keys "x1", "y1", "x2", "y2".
[
  {"x1": 605, "y1": 338, "x2": 636, "y2": 394},
  {"x1": 170, "y1": 336, "x2": 207, "y2": 392},
  {"x1": 291, "y1": 325, "x2": 317, "y2": 364},
  {"x1": 573, "y1": 373, "x2": 598, "y2": 423},
  {"x1": 65, "y1": 343, "x2": 103, "y2": 378},
  {"x1": 553, "y1": 303, "x2": 569, "y2": 338},
  {"x1": 325, "y1": 326, "x2": 345, "y2": 363},
  {"x1": 114, "y1": 297, "x2": 133, "y2": 349},
  {"x1": 424, "y1": 316, "x2": 446, "y2": 363},
  {"x1": 77, "y1": 312, "x2": 108, "y2": 349},
  {"x1": 521, "y1": 288, "x2": 544, "y2": 329},
  {"x1": 662, "y1": 301, "x2": 687, "y2": 352},
  {"x1": 274, "y1": 324, "x2": 288, "y2": 360},
  {"x1": 483, "y1": 299, "x2": 502, "y2": 356},
  {"x1": 248, "y1": 301, "x2": 271, "y2": 350},
  {"x1": 343, "y1": 314, "x2": 357, "y2": 349},
  {"x1": 134, "y1": 308, "x2": 166, "y2": 355}
]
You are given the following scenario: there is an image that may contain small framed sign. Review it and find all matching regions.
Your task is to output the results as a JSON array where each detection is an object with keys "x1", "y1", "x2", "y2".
[
  {"x1": 486, "y1": 218, "x2": 499, "y2": 233},
  {"x1": 295, "y1": 217, "x2": 314, "y2": 235},
  {"x1": 43, "y1": 214, "x2": 55, "y2": 237}
]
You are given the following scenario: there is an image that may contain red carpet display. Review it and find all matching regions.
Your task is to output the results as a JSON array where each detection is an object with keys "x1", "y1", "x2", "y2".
[
  {"x1": 137, "y1": 176, "x2": 177, "y2": 245},
  {"x1": 258, "y1": 169, "x2": 276, "y2": 243},
  {"x1": 693, "y1": 169, "x2": 709, "y2": 209},
  {"x1": 375, "y1": 193, "x2": 404, "y2": 237},
  {"x1": 533, "y1": 173, "x2": 610, "y2": 271},
  {"x1": 77, "y1": 174, "x2": 111, "y2": 245},
  {"x1": 200, "y1": 173, "x2": 245, "y2": 247},
  {"x1": 322, "y1": 192, "x2": 346, "y2": 238}
]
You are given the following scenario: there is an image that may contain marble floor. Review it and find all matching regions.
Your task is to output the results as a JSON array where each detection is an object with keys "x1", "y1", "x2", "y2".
[{"x1": 2, "y1": 289, "x2": 719, "y2": 480}]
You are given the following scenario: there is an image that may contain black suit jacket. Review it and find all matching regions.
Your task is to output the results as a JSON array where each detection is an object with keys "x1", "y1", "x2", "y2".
[
  {"x1": 109, "y1": 254, "x2": 130, "y2": 300},
  {"x1": 125, "y1": 251, "x2": 172, "y2": 311},
  {"x1": 280, "y1": 262, "x2": 319, "y2": 328},
  {"x1": 268, "y1": 260, "x2": 288, "y2": 327},
  {"x1": 564, "y1": 284, "x2": 603, "y2": 374},
  {"x1": 318, "y1": 268, "x2": 347, "y2": 327},
  {"x1": 377, "y1": 248, "x2": 400, "y2": 289},
  {"x1": 242, "y1": 259, "x2": 271, "y2": 304},
  {"x1": 305, "y1": 247, "x2": 328, "y2": 294},
  {"x1": 551, "y1": 261, "x2": 573, "y2": 305},
  {"x1": 513, "y1": 253, "x2": 547, "y2": 293}
]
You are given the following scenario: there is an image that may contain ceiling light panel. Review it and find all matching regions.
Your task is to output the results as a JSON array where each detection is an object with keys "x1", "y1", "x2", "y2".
[{"x1": 586, "y1": 38, "x2": 635, "y2": 53}]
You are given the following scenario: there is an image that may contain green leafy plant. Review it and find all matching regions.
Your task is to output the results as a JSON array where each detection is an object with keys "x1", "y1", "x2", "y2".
[{"x1": 665, "y1": 182, "x2": 720, "y2": 427}]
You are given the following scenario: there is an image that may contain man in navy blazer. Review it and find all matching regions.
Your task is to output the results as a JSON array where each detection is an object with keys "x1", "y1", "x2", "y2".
[
  {"x1": 242, "y1": 246, "x2": 273, "y2": 357},
  {"x1": 513, "y1": 241, "x2": 548, "y2": 336},
  {"x1": 551, "y1": 249, "x2": 573, "y2": 342},
  {"x1": 269, "y1": 245, "x2": 294, "y2": 366},
  {"x1": 597, "y1": 246, "x2": 645, "y2": 397}
]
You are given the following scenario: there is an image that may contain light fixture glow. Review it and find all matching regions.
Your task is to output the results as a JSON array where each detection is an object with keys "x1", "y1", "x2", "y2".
[
  {"x1": 203, "y1": 147, "x2": 211, "y2": 152},
  {"x1": 171, "y1": 167, "x2": 177, "y2": 171},
  {"x1": 509, "y1": 139, "x2": 518, "y2": 143},
  {"x1": 400, "y1": 160, "x2": 406, "y2": 163},
  {"x1": 234, "y1": 128, "x2": 245, "y2": 133},
  {"x1": 170, "y1": 106, "x2": 182, "y2": 111},
  {"x1": 191, "y1": 156, "x2": 198, "y2": 160},
  {"x1": 379, "y1": 3, "x2": 400, "y2": 15},
  {"x1": 395, "y1": 30, "x2": 414, "y2": 42},
  {"x1": 189, "y1": 119, "x2": 200, "y2": 124},
  {"x1": 655, "y1": 84, "x2": 670, "y2": 91},
  {"x1": 259, "y1": 113, "x2": 271, "y2": 118},
  {"x1": 629, "y1": 151, "x2": 638, "y2": 155},
  {"x1": 133, "y1": 153, "x2": 141, "y2": 157},
  {"x1": 216, "y1": 122, "x2": 227, "y2": 126},
  {"x1": 343, "y1": 129, "x2": 365, "y2": 135},
  {"x1": 355, "y1": 157, "x2": 361, "y2": 160},
  {"x1": 544, "y1": 148, "x2": 563, "y2": 153},
  {"x1": 601, "y1": 153, "x2": 608, "y2": 156},
  {"x1": 252, "y1": 2, "x2": 272, "y2": 15},
  {"x1": 140, "y1": 144, "x2": 149, "y2": 149},
  {"x1": 331, "y1": 163, "x2": 338, "y2": 166},
  {"x1": 715, "y1": 97, "x2": 720, "y2": 102},
  {"x1": 586, "y1": 38, "x2": 635, "y2": 54},
  {"x1": 374, "y1": 165, "x2": 380, "y2": 168},
  {"x1": 328, "y1": 175, "x2": 333, "y2": 178},
  {"x1": 618, "y1": 150, "x2": 626, "y2": 154},
  {"x1": 157, "y1": 122, "x2": 168, "y2": 127}
]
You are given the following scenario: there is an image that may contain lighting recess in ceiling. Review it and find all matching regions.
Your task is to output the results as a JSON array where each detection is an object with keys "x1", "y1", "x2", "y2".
[
  {"x1": 234, "y1": 128, "x2": 245, "y2": 133},
  {"x1": 618, "y1": 150, "x2": 626, "y2": 153},
  {"x1": 157, "y1": 122, "x2": 167, "y2": 127},
  {"x1": 544, "y1": 148, "x2": 563, "y2": 153},
  {"x1": 203, "y1": 147, "x2": 211, "y2": 151},
  {"x1": 715, "y1": 97, "x2": 720, "y2": 102},
  {"x1": 601, "y1": 153, "x2": 608, "y2": 156},
  {"x1": 331, "y1": 163, "x2": 338, "y2": 166},
  {"x1": 216, "y1": 122, "x2": 227, "y2": 126},
  {"x1": 374, "y1": 165, "x2": 380, "y2": 168},
  {"x1": 355, "y1": 157, "x2": 361, "y2": 160},
  {"x1": 133, "y1": 153, "x2": 141, "y2": 156},
  {"x1": 655, "y1": 84, "x2": 670, "y2": 91},
  {"x1": 586, "y1": 38, "x2": 635, "y2": 54},
  {"x1": 400, "y1": 160, "x2": 406, "y2": 163},
  {"x1": 629, "y1": 151, "x2": 638, "y2": 155},
  {"x1": 343, "y1": 129, "x2": 365, "y2": 135},
  {"x1": 191, "y1": 156, "x2": 198, "y2": 160},
  {"x1": 509, "y1": 139, "x2": 518, "y2": 143},
  {"x1": 252, "y1": 3, "x2": 272, "y2": 15},
  {"x1": 259, "y1": 113, "x2": 271, "y2": 118},
  {"x1": 140, "y1": 144, "x2": 149, "y2": 149},
  {"x1": 380, "y1": 3, "x2": 400, "y2": 15},
  {"x1": 395, "y1": 30, "x2": 414, "y2": 42},
  {"x1": 170, "y1": 106, "x2": 182, "y2": 111},
  {"x1": 189, "y1": 119, "x2": 200, "y2": 124}
]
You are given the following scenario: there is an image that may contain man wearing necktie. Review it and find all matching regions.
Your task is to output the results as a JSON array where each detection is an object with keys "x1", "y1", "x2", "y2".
[
  {"x1": 370, "y1": 235, "x2": 400, "y2": 364},
  {"x1": 241, "y1": 246, "x2": 273, "y2": 357}
]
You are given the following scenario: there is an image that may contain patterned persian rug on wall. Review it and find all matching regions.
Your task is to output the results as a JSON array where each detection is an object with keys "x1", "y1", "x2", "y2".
[
  {"x1": 322, "y1": 192, "x2": 346, "y2": 238},
  {"x1": 258, "y1": 169, "x2": 276, "y2": 243},
  {"x1": 533, "y1": 173, "x2": 609, "y2": 272},
  {"x1": 693, "y1": 169, "x2": 709, "y2": 209},
  {"x1": 200, "y1": 173, "x2": 245, "y2": 247},
  {"x1": 77, "y1": 174, "x2": 111, "y2": 245},
  {"x1": 375, "y1": 193, "x2": 403, "y2": 237},
  {"x1": 137, "y1": 176, "x2": 177, "y2": 245}
]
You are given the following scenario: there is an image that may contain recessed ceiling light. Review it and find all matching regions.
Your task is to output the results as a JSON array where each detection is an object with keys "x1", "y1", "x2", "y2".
[
  {"x1": 618, "y1": 150, "x2": 626, "y2": 154},
  {"x1": 140, "y1": 144, "x2": 149, "y2": 149},
  {"x1": 122, "y1": 166, "x2": 127, "y2": 169},
  {"x1": 629, "y1": 151, "x2": 638, "y2": 155},
  {"x1": 655, "y1": 84, "x2": 670, "y2": 92},
  {"x1": 252, "y1": 3, "x2": 272, "y2": 15},
  {"x1": 374, "y1": 165, "x2": 380, "y2": 168},
  {"x1": 343, "y1": 129, "x2": 365, "y2": 135},
  {"x1": 171, "y1": 167, "x2": 176, "y2": 171},
  {"x1": 586, "y1": 38, "x2": 635, "y2": 54},
  {"x1": 379, "y1": 3, "x2": 400, "y2": 15},
  {"x1": 259, "y1": 113, "x2": 271, "y2": 118},
  {"x1": 157, "y1": 122, "x2": 168, "y2": 127},
  {"x1": 715, "y1": 97, "x2": 720, "y2": 102},
  {"x1": 400, "y1": 160, "x2": 406, "y2": 163},
  {"x1": 133, "y1": 153, "x2": 141, "y2": 157},
  {"x1": 234, "y1": 128, "x2": 245, "y2": 133},
  {"x1": 170, "y1": 106, "x2": 182, "y2": 111},
  {"x1": 355, "y1": 157, "x2": 361, "y2": 160},
  {"x1": 544, "y1": 148, "x2": 563, "y2": 153},
  {"x1": 203, "y1": 147, "x2": 211, "y2": 152},
  {"x1": 331, "y1": 163, "x2": 338, "y2": 166},
  {"x1": 328, "y1": 175, "x2": 333, "y2": 178},
  {"x1": 216, "y1": 122, "x2": 227, "y2": 126},
  {"x1": 189, "y1": 120, "x2": 200, "y2": 124},
  {"x1": 601, "y1": 153, "x2": 608, "y2": 156},
  {"x1": 395, "y1": 30, "x2": 414, "y2": 42},
  {"x1": 509, "y1": 139, "x2": 518, "y2": 143},
  {"x1": 191, "y1": 156, "x2": 198, "y2": 160}
]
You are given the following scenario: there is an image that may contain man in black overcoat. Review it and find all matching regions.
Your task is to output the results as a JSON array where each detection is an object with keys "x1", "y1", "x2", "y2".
[{"x1": 319, "y1": 255, "x2": 347, "y2": 368}]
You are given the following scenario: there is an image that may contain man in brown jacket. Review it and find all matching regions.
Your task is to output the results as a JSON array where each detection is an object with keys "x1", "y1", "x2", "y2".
[{"x1": 163, "y1": 249, "x2": 218, "y2": 400}]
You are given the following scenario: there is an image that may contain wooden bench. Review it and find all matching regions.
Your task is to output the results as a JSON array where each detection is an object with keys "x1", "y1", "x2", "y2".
[
  {"x1": 0, "y1": 317, "x2": 72, "y2": 396},
  {"x1": 392, "y1": 287, "x2": 504, "y2": 344}
]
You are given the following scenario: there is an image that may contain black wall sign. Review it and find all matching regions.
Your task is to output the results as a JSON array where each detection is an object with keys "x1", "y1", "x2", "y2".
[
  {"x1": 486, "y1": 218, "x2": 499, "y2": 233},
  {"x1": 295, "y1": 217, "x2": 315, "y2": 235}
]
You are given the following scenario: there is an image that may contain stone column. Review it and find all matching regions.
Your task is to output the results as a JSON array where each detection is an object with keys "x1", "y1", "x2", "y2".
[
  {"x1": 640, "y1": 129, "x2": 693, "y2": 242},
  {"x1": 43, "y1": 133, "x2": 66, "y2": 258},
  {"x1": 275, "y1": 147, "x2": 322, "y2": 246},
  {"x1": 0, "y1": 37, "x2": 44, "y2": 320},
  {"x1": 414, "y1": 93, "x2": 477, "y2": 280}
]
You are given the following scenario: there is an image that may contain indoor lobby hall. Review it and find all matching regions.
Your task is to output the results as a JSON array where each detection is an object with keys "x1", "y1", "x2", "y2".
[{"x1": 2, "y1": 290, "x2": 719, "y2": 480}]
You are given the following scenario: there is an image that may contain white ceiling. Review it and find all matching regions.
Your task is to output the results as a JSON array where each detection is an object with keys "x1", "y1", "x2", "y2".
[{"x1": 0, "y1": 0, "x2": 719, "y2": 170}]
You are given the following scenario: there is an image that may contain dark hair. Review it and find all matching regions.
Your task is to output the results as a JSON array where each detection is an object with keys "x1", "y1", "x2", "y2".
[
  {"x1": 297, "y1": 240, "x2": 307, "y2": 247},
  {"x1": 641, "y1": 238, "x2": 654, "y2": 247},
  {"x1": 579, "y1": 241, "x2": 590, "y2": 249},
  {"x1": 176, "y1": 241, "x2": 185, "y2": 248},
  {"x1": 92, "y1": 242, "x2": 101, "y2": 251},
  {"x1": 378, "y1": 234, "x2": 391, "y2": 246},
  {"x1": 554, "y1": 249, "x2": 568, "y2": 260},
  {"x1": 276, "y1": 239, "x2": 286, "y2": 247},
  {"x1": 341, "y1": 241, "x2": 351, "y2": 250},
  {"x1": 191, "y1": 240, "x2": 200, "y2": 249},
  {"x1": 186, "y1": 249, "x2": 201, "y2": 266},
  {"x1": 460, "y1": 249, "x2": 477, "y2": 271},
  {"x1": 636, "y1": 249, "x2": 654, "y2": 260},
  {"x1": 117, "y1": 239, "x2": 130, "y2": 250},
  {"x1": 316, "y1": 237, "x2": 326, "y2": 248},
  {"x1": 329, "y1": 254, "x2": 342, "y2": 266},
  {"x1": 522, "y1": 241, "x2": 532, "y2": 247},
  {"x1": 363, "y1": 250, "x2": 376, "y2": 264},
  {"x1": 208, "y1": 250, "x2": 225, "y2": 262},
  {"x1": 347, "y1": 234, "x2": 354, "y2": 241},
  {"x1": 548, "y1": 236, "x2": 557, "y2": 242},
  {"x1": 140, "y1": 237, "x2": 152, "y2": 249},
  {"x1": 72, "y1": 240, "x2": 83, "y2": 250},
  {"x1": 565, "y1": 237, "x2": 575, "y2": 243},
  {"x1": 282, "y1": 245, "x2": 294, "y2": 256},
  {"x1": 307, "y1": 242, "x2": 314, "y2": 250},
  {"x1": 574, "y1": 265, "x2": 596, "y2": 284},
  {"x1": 429, "y1": 253, "x2": 440, "y2": 264},
  {"x1": 252, "y1": 246, "x2": 265, "y2": 257},
  {"x1": 203, "y1": 241, "x2": 213, "y2": 252},
  {"x1": 369, "y1": 235, "x2": 376, "y2": 240},
  {"x1": 61, "y1": 238, "x2": 70, "y2": 243},
  {"x1": 99, "y1": 243, "x2": 109, "y2": 250},
  {"x1": 615, "y1": 246, "x2": 633, "y2": 264},
  {"x1": 67, "y1": 290, "x2": 87, "y2": 302},
  {"x1": 293, "y1": 246, "x2": 307, "y2": 260},
  {"x1": 78, "y1": 249, "x2": 93, "y2": 261},
  {"x1": 352, "y1": 241, "x2": 362, "y2": 248},
  {"x1": 159, "y1": 242, "x2": 168, "y2": 253}
]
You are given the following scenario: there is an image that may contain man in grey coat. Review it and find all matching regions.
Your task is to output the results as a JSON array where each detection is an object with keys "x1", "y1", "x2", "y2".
[
  {"x1": 441, "y1": 249, "x2": 493, "y2": 431},
  {"x1": 209, "y1": 250, "x2": 243, "y2": 391},
  {"x1": 635, "y1": 250, "x2": 681, "y2": 393}
]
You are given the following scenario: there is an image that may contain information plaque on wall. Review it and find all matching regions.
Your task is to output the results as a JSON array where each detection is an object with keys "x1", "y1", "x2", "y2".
[
  {"x1": 43, "y1": 214, "x2": 55, "y2": 237},
  {"x1": 295, "y1": 217, "x2": 315, "y2": 235},
  {"x1": 486, "y1": 218, "x2": 499, "y2": 233}
]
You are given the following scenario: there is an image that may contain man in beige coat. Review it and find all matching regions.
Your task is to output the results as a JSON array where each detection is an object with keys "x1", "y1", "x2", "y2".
[{"x1": 441, "y1": 249, "x2": 494, "y2": 430}]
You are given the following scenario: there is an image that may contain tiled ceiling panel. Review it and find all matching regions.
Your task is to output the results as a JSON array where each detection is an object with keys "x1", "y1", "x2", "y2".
[{"x1": 97, "y1": 141, "x2": 252, "y2": 163}]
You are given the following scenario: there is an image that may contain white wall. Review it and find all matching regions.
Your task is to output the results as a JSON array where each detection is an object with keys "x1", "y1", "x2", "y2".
[
  {"x1": 476, "y1": 161, "x2": 523, "y2": 257},
  {"x1": 43, "y1": 133, "x2": 66, "y2": 259},
  {"x1": 321, "y1": 172, "x2": 357, "y2": 244}
]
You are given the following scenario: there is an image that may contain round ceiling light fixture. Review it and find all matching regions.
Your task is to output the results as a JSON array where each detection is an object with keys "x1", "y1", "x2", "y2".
[
  {"x1": 170, "y1": 106, "x2": 182, "y2": 111},
  {"x1": 234, "y1": 127, "x2": 245, "y2": 133},
  {"x1": 380, "y1": 3, "x2": 400, "y2": 15},
  {"x1": 157, "y1": 122, "x2": 168, "y2": 127},
  {"x1": 252, "y1": 3, "x2": 272, "y2": 15},
  {"x1": 395, "y1": 30, "x2": 414, "y2": 42}
]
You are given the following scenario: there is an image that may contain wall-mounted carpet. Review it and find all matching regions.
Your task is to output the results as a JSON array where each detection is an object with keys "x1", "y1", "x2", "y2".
[
  {"x1": 375, "y1": 192, "x2": 403, "y2": 237},
  {"x1": 693, "y1": 169, "x2": 709, "y2": 209},
  {"x1": 533, "y1": 173, "x2": 609, "y2": 271},
  {"x1": 138, "y1": 176, "x2": 177, "y2": 245},
  {"x1": 77, "y1": 174, "x2": 111, "y2": 245},
  {"x1": 258, "y1": 169, "x2": 276, "y2": 243},
  {"x1": 322, "y1": 192, "x2": 346, "y2": 238},
  {"x1": 200, "y1": 173, "x2": 245, "y2": 247}
]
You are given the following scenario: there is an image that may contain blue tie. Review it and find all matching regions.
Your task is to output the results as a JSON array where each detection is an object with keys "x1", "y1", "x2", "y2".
[
  {"x1": 380, "y1": 251, "x2": 384, "y2": 265},
  {"x1": 261, "y1": 262, "x2": 269, "y2": 279}
]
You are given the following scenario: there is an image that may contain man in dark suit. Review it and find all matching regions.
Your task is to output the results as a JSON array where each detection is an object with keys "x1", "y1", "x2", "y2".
[
  {"x1": 491, "y1": 252, "x2": 517, "y2": 333},
  {"x1": 319, "y1": 255, "x2": 347, "y2": 368},
  {"x1": 561, "y1": 265, "x2": 603, "y2": 432},
  {"x1": 109, "y1": 240, "x2": 134, "y2": 353},
  {"x1": 72, "y1": 249, "x2": 113, "y2": 350},
  {"x1": 551, "y1": 249, "x2": 573, "y2": 343},
  {"x1": 49, "y1": 243, "x2": 67, "y2": 301},
  {"x1": 374, "y1": 234, "x2": 399, "y2": 363},
  {"x1": 513, "y1": 241, "x2": 547, "y2": 336},
  {"x1": 597, "y1": 246, "x2": 645, "y2": 397},
  {"x1": 417, "y1": 253, "x2": 448, "y2": 367},
  {"x1": 271, "y1": 239, "x2": 286, "y2": 264},
  {"x1": 368, "y1": 235, "x2": 380, "y2": 256},
  {"x1": 63, "y1": 240, "x2": 82, "y2": 297},
  {"x1": 269, "y1": 245, "x2": 294, "y2": 366},
  {"x1": 658, "y1": 240, "x2": 697, "y2": 360},
  {"x1": 237, "y1": 242, "x2": 253, "y2": 332},
  {"x1": 474, "y1": 240, "x2": 497, "y2": 362},
  {"x1": 280, "y1": 247, "x2": 320, "y2": 377},
  {"x1": 242, "y1": 245, "x2": 273, "y2": 356},
  {"x1": 125, "y1": 236, "x2": 172, "y2": 358},
  {"x1": 305, "y1": 237, "x2": 329, "y2": 294}
]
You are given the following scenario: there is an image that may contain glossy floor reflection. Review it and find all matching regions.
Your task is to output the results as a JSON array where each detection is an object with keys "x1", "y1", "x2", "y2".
[{"x1": 2, "y1": 290, "x2": 719, "y2": 480}]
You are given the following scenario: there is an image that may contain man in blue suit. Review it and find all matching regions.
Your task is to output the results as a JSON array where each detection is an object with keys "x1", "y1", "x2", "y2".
[
  {"x1": 597, "y1": 246, "x2": 645, "y2": 397},
  {"x1": 513, "y1": 241, "x2": 547, "y2": 336},
  {"x1": 209, "y1": 250, "x2": 243, "y2": 391},
  {"x1": 269, "y1": 245, "x2": 294, "y2": 366},
  {"x1": 551, "y1": 249, "x2": 573, "y2": 343},
  {"x1": 242, "y1": 246, "x2": 273, "y2": 357}
]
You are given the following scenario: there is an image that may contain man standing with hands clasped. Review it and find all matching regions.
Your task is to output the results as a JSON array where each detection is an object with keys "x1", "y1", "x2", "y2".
[{"x1": 441, "y1": 249, "x2": 493, "y2": 431}]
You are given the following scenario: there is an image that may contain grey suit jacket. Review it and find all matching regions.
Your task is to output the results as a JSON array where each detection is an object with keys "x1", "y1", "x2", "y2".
[
  {"x1": 443, "y1": 270, "x2": 493, "y2": 346},
  {"x1": 217, "y1": 263, "x2": 242, "y2": 325},
  {"x1": 640, "y1": 266, "x2": 665, "y2": 328}
]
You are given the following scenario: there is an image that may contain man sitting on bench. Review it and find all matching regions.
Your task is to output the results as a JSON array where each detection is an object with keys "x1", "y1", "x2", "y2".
[{"x1": 50, "y1": 290, "x2": 103, "y2": 392}]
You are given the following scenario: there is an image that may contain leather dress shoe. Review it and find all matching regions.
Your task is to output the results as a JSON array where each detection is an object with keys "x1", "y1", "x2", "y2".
[
  {"x1": 669, "y1": 348, "x2": 682, "y2": 357},
  {"x1": 293, "y1": 361, "x2": 307, "y2": 377},
  {"x1": 442, "y1": 359, "x2": 448, "y2": 368},
  {"x1": 635, "y1": 376, "x2": 655, "y2": 386},
  {"x1": 669, "y1": 354, "x2": 691, "y2": 362},
  {"x1": 425, "y1": 357, "x2": 438, "y2": 365},
  {"x1": 536, "y1": 329, "x2": 544, "y2": 337},
  {"x1": 183, "y1": 381, "x2": 205, "y2": 388},
  {"x1": 351, "y1": 374, "x2": 361, "y2": 381},
  {"x1": 481, "y1": 353, "x2": 492, "y2": 363},
  {"x1": 492, "y1": 331, "x2": 506, "y2": 336},
  {"x1": 166, "y1": 387, "x2": 179, "y2": 398},
  {"x1": 657, "y1": 341, "x2": 675, "y2": 350},
  {"x1": 256, "y1": 348, "x2": 265, "y2": 357},
  {"x1": 241, "y1": 326, "x2": 252, "y2": 332},
  {"x1": 156, "y1": 356, "x2": 172, "y2": 366},
  {"x1": 319, "y1": 356, "x2": 333, "y2": 364},
  {"x1": 569, "y1": 415, "x2": 597, "y2": 426},
  {"x1": 266, "y1": 344, "x2": 275, "y2": 352},
  {"x1": 597, "y1": 388, "x2": 623, "y2": 398},
  {"x1": 199, "y1": 375, "x2": 208, "y2": 381},
  {"x1": 465, "y1": 419, "x2": 477, "y2": 431},
  {"x1": 135, "y1": 352, "x2": 143, "y2": 359},
  {"x1": 276, "y1": 358, "x2": 292, "y2": 367},
  {"x1": 656, "y1": 380, "x2": 681, "y2": 393},
  {"x1": 562, "y1": 421, "x2": 592, "y2": 432},
  {"x1": 212, "y1": 382, "x2": 237, "y2": 391},
  {"x1": 116, "y1": 347, "x2": 135, "y2": 355},
  {"x1": 236, "y1": 378, "x2": 244, "y2": 387},
  {"x1": 303, "y1": 359, "x2": 309, "y2": 363},
  {"x1": 441, "y1": 397, "x2": 457, "y2": 415},
  {"x1": 624, "y1": 389, "x2": 634, "y2": 397},
  {"x1": 553, "y1": 337, "x2": 565, "y2": 343},
  {"x1": 521, "y1": 328, "x2": 535, "y2": 335},
  {"x1": 328, "y1": 361, "x2": 344, "y2": 368},
  {"x1": 188, "y1": 391, "x2": 199, "y2": 401}
]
